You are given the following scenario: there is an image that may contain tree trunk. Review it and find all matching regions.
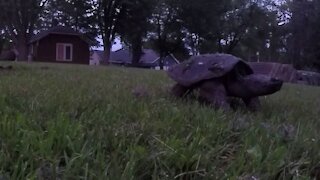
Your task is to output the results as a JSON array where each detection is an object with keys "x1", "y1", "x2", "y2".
[
  {"x1": 103, "y1": 41, "x2": 112, "y2": 65},
  {"x1": 15, "y1": 36, "x2": 29, "y2": 61},
  {"x1": 289, "y1": 0, "x2": 309, "y2": 68},
  {"x1": 131, "y1": 46, "x2": 142, "y2": 67},
  {"x1": 131, "y1": 35, "x2": 143, "y2": 66},
  {"x1": 159, "y1": 52, "x2": 165, "y2": 70},
  {"x1": 156, "y1": 18, "x2": 163, "y2": 70},
  {"x1": 0, "y1": 38, "x2": 4, "y2": 55}
]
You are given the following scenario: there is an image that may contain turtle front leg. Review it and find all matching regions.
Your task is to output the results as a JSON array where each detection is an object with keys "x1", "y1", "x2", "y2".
[
  {"x1": 171, "y1": 83, "x2": 191, "y2": 98},
  {"x1": 198, "y1": 80, "x2": 231, "y2": 111},
  {"x1": 243, "y1": 97, "x2": 261, "y2": 111}
]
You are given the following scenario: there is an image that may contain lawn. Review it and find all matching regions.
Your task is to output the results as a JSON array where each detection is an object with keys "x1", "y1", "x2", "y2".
[{"x1": 0, "y1": 62, "x2": 319, "y2": 180}]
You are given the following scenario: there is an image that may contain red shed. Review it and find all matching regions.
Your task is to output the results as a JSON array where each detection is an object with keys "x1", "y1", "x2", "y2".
[{"x1": 29, "y1": 26, "x2": 90, "y2": 64}]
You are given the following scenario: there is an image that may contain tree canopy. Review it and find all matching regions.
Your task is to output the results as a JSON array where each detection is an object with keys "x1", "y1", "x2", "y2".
[
  {"x1": 0, "y1": 0, "x2": 47, "y2": 60},
  {"x1": 0, "y1": 0, "x2": 319, "y2": 71}
]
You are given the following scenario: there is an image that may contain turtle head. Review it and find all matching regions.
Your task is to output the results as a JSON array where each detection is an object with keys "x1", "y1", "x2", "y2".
[{"x1": 242, "y1": 74, "x2": 283, "y2": 96}]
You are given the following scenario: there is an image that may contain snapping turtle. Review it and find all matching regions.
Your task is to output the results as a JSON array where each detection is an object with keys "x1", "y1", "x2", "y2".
[{"x1": 167, "y1": 53, "x2": 283, "y2": 111}]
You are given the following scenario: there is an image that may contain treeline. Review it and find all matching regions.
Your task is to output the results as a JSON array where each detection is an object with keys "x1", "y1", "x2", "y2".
[{"x1": 0, "y1": 0, "x2": 319, "y2": 70}]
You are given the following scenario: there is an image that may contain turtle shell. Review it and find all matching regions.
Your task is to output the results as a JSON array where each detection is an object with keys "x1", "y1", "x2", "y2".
[{"x1": 167, "y1": 53, "x2": 254, "y2": 87}]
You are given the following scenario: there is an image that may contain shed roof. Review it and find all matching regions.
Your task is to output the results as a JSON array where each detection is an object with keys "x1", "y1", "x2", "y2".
[{"x1": 29, "y1": 26, "x2": 83, "y2": 44}]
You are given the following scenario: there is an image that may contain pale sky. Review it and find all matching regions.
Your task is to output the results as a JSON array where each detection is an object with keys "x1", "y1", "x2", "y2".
[{"x1": 93, "y1": 37, "x2": 122, "y2": 52}]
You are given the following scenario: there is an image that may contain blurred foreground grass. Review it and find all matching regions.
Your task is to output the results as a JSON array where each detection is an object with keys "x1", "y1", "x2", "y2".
[{"x1": 0, "y1": 62, "x2": 319, "y2": 179}]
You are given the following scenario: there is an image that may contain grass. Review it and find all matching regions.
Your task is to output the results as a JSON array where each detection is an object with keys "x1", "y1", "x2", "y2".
[{"x1": 0, "y1": 62, "x2": 319, "y2": 180}]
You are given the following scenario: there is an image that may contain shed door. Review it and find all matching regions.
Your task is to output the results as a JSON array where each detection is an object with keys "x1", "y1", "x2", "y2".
[
  {"x1": 56, "y1": 43, "x2": 73, "y2": 61},
  {"x1": 56, "y1": 44, "x2": 64, "y2": 61},
  {"x1": 65, "y1": 46, "x2": 71, "y2": 60}
]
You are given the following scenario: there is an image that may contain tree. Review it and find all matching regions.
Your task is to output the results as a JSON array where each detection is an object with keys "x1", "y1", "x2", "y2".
[
  {"x1": 285, "y1": 0, "x2": 320, "y2": 70},
  {"x1": 118, "y1": 0, "x2": 156, "y2": 66},
  {"x1": 307, "y1": 0, "x2": 320, "y2": 70},
  {"x1": 176, "y1": 0, "x2": 238, "y2": 55},
  {"x1": 43, "y1": 0, "x2": 98, "y2": 46},
  {"x1": 184, "y1": 0, "x2": 285, "y2": 63},
  {"x1": 223, "y1": 1, "x2": 285, "y2": 61},
  {"x1": 147, "y1": 0, "x2": 189, "y2": 68},
  {"x1": 94, "y1": 0, "x2": 127, "y2": 64},
  {"x1": 0, "y1": 21, "x2": 5, "y2": 55},
  {"x1": 287, "y1": 0, "x2": 311, "y2": 67},
  {"x1": 0, "y1": 0, "x2": 47, "y2": 61}
]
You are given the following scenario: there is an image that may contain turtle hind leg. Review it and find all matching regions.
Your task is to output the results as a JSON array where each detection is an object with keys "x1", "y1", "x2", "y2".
[
  {"x1": 228, "y1": 97, "x2": 245, "y2": 110},
  {"x1": 198, "y1": 80, "x2": 231, "y2": 111},
  {"x1": 171, "y1": 83, "x2": 192, "y2": 98},
  {"x1": 243, "y1": 97, "x2": 261, "y2": 111}
]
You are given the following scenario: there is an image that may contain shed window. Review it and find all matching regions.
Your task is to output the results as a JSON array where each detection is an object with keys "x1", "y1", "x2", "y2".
[{"x1": 56, "y1": 43, "x2": 73, "y2": 61}]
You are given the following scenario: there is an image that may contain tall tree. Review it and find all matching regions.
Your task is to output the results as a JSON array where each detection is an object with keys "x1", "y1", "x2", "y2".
[
  {"x1": 0, "y1": 21, "x2": 5, "y2": 55},
  {"x1": 147, "y1": 0, "x2": 188, "y2": 68},
  {"x1": 46, "y1": 0, "x2": 95, "y2": 30},
  {"x1": 94, "y1": 0, "x2": 127, "y2": 64},
  {"x1": 287, "y1": 0, "x2": 311, "y2": 67},
  {"x1": 285, "y1": 0, "x2": 320, "y2": 70},
  {"x1": 0, "y1": 0, "x2": 47, "y2": 60},
  {"x1": 222, "y1": 1, "x2": 284, "y2": 61},
  {"x1": 43, "y1": 0, "x2": 98, "y2": 46},
  {"x1": 307, "y1": 0, "x2": 320, "y2": 70},
  {"x1": 118, "y1": 0, "x2": 155, "y2": 66},
  {"x1": 177, "y1": 0, "x2": 284, "y2": 62}
]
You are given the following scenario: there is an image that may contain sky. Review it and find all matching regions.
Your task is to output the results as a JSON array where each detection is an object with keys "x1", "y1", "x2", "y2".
[{"x1": 93, "y1": 37, "x2": 122, "y2": 52}]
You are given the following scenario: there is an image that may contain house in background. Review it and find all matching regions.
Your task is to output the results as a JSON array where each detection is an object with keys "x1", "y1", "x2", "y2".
[
  {"x1": 28, "y1": 26, "x2": 90, "y2": 64},
  {"x1": 109, "y1": 48, "x2": 180, "y2": 70},
  {"x1": 248, "y1": 61, "x2": 320, "y2": 86},
  {"x1": 90, "y1": 50, "x2": 104, "y2": 65},
  {"x1": 249, "y1": 62, "x2": 298, "y2": 83}
]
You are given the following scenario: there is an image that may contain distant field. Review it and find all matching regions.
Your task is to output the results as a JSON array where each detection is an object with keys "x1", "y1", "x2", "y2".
[{"x1": 0, "y1": 62, "x2": 319, "y2": 179}]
